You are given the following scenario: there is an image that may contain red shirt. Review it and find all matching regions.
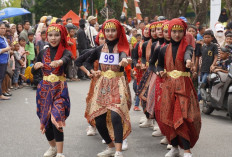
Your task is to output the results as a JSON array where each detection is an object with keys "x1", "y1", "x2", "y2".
[{"x1": 67, "y1": 36, "x2": 77, "y2": 59}]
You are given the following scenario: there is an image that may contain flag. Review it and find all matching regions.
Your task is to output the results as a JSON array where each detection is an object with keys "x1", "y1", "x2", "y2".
[
  {"x1": 122, "y1": 0, "x2": 128, "y2": 17},
  {"x1": 134, "y1": 0, "x2": 142, "y2": 21},
  {"x1": 83, "y1": 0, "x2": 89, "y2": 19},
  {"x1": 83, "y1": 0, "x2": 87, "y2": 12},
  {"x1": 79, "y1": 2, "x2": 82, "y2": 17}
]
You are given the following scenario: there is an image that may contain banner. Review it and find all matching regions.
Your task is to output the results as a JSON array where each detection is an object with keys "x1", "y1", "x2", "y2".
[
  {"x1": 210, "y1": 0, "x2": 221, "y2": 31},
  {"x1": 83, "y1": 0, "x2": 87, "y2": 12}
]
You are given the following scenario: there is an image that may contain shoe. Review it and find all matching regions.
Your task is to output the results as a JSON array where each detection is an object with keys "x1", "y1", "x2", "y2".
[
  {"x1": 114, "y1": 151, "x2": 123, "y2": 157},
  {"x1": 0, "y1": 95, "x2": 10, "y2": 100},
  {"x1": 97, "y1": 147, "x2": 115, "y2": 157},
  {"x1": 43, "y1": 146, "x2": 57, "y2": 157},
  {"x1": 87, "y1": 126, "x2": 97, "y2": 136},
  {"x1": 183, "y1": 153, "x2": 193, "y2": 157},
  {"x1": 122, "y1": 139, "x2": 128, "y2": 151},
  {"x1": 165, "y1": 147, "x2": 180, "y2": 157},
  {"x1": 102, "y1": 139, "x2": 106, "y2": 144},
  {"x1": 6, "y1": 92, "x2": 12, "y2": 96},
  {"x1": 153, "y1": 121, "x2": 159, "y2": 131},
  {"x1": 160, "y1": 137, "x2": 169, "y2": 145},
  {"x1": 3, "y1": 93, "x2": 11, "y2": 97},
  {"x1": 152, "y1": 129, "x2": 163, "y2": 137},
  {"x1": 167, "y1": 144, "x2": 173, "y2": 150},
  {"x1": 139, "y1": 119, "x2": 153, "y2": 128},
  {"x1": 139, "y1": 117, "x2": 146, "y2": 124},
  {"x1": 133, "y1": 106, "x2": 141, "y2": 111},
  {"x1": 56, "y1": 153, "x2": 65, "y2": 157}
]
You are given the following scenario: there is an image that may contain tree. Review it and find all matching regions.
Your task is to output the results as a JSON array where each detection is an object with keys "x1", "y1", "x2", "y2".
[
  {"x1": 225, "y1": 0, "x2": 232, "y2": 22},
  {"x1": 189, "y1": 0, "x2": 210, "y2": 24}
]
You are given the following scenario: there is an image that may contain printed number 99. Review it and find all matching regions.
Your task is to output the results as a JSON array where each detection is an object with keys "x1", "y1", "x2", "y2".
[{"x1": 104, "y1": 54, "x2": 114, "y2": 63}]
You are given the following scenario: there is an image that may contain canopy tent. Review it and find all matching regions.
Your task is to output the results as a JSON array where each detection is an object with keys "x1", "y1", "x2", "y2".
[
  {"x1": 0, "y1": 7, "x2": 31, "y2": 20},
  {"x1": 62, "y1": 10, "x2": 81, "y2": 26}
]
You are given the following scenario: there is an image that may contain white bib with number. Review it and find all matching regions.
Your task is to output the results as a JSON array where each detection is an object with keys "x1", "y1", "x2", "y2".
[{"x1": 99, "y1": 52, "x2": 119, "y2": 65}]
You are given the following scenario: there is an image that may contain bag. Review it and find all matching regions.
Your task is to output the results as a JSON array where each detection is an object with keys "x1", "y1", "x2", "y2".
[{"x1": 6, "y1": 65, "x2": 14, "y2": 77}]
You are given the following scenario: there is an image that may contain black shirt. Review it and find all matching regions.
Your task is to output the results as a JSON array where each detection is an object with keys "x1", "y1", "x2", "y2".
[{"x1": 196, "y1": 42, "x2": 218, "y2": 73}]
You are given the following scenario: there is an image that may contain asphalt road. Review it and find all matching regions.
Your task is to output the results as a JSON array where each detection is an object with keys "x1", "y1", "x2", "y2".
[{"x1": 0, "y1": 80, "x2": 232, "y2": 157}]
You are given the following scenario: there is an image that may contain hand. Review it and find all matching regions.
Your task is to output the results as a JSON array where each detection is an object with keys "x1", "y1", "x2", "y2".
[
  {"x1": 186, "y1": 60, "x2": 192, "y2": 69},
  {"x1": 5, "y1": 47, "x2": 11, "y2": 51},
  {"x1": 192, "y1": 72, "x2": 198, "y2": 80},
  {"x1": 91, "y1": 70, "x2": 101, "y2": 77},
  {"x1": 159, "y1": 71, "x2": 167, "y2": 78},
  {"x1": 21, "y1": 63, "x2": 25, "y2": 67},
  {"x1": 50, "y1": 60, "x2": 63, "y2": 68},
  {"x1": 136, "y1": 63, "x2": 141, "y2": 69},
  {"x1": 87, "y1": 71, "x2": 93, "y2": 78},
  {"x1": 119, "y1": 58, "x2": 128, "y2": 67},
  {"x1": 141, "y1": 64, "x2": 146, "y2": 70},
  {"x1": 25, "y1": 51, "x2": 30, "y2": 55},
  {"x1": 34, "y1": 62, "x2": 44, "y2": 70},
  {"x1": 127, "y1": 58, "x2": 132, "y2": 64},
  {"x1": 210, "y1": 65, "x2": 216, "y2": 72}
]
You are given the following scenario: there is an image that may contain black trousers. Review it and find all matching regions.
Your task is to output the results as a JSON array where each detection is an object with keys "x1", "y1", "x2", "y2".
[
  {"x1": 45, "y1": 119, "x2": 64, "y2": 142},
  {"x1": 171, "y1": 136, "x2": 190, "y2": 150},
  {"x1": 0, "y1": 63, "x2": 7, "y2": 95},
  {"x1": 95, "y1": 111, "x2": 123, "y2": 144}
]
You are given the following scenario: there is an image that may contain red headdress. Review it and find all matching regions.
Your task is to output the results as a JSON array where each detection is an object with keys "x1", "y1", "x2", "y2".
[
  {"x1": 162, "y1": 20, "x2": 169, "y2": 31},
  {"x1": 142, "y1": 24, "x2": 151, "y2": 38},
  {"x1": 95, "y1": 30, "x2": 105, "y2": 46},
  {"x1": 102, "y1": 19, "x2": 130, "y2": 55},
  {"x1": 168, "y1": 18, "x2": 188, "y2": 61},
  {"x1": 46, "y1": 24, "x2": 68, "y2": 60}
]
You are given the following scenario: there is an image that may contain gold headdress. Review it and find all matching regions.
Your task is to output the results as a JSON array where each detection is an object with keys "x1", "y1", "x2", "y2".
[
  {"x1": 99, "y1": 33, "x2": 104, "y2": 38},
  {"x1": 104, "y1": 22, "x2": 116, "y2": 29},
  {"x1": 145, "y1": 24, "x2": 150, "y2": 28},
  {"x1": 163, "y1": 24, "x2": 169, "y2": 30},
  {"x1": 150, "y1": 24, "x2": 156, "y2": 29},
  {"x1": 47, "y1": 26, "x2": 60, "y2": 33},
  {"x1": 172, "y1": 25, "x2": 184, "y2": 31},
  {"x1": 13, "y1": 41, "x2": 19, "y2": 46},
  {"x1": 156, "y1": 23, "x2": 163, "y2": 28}
]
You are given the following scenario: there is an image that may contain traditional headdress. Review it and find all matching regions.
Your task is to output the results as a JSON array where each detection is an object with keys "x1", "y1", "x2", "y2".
[
  {"x1": 95, "y1": 30, "x2": 105, "y2": 46},
  {"x1": 168, "y1": 18, "x2": 188, "y2": 61},
  {"x1": 102, "y1": 19, "x2": 130, "y2": 55},
  {"x1": 46, "y1": 24, "x2": 68, "y2": 60},
  {"x1": 162, "y1": 21, "x2": 169, "y2": 31}
]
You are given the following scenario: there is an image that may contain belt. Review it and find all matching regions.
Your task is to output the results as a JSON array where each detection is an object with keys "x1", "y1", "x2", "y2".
[
  {"x1": 167, "y1": 70, "x2": 190, "y2": 79},
  {"x1": 101, "y1": 70, "x2": 124, "y2": 79},
  {"x1": 43, "y1": 74, "x2": 66, "y2": 83}
]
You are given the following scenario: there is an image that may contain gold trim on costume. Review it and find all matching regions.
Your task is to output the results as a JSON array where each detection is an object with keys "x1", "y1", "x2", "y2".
[
  {"x1": 150, "y1": 24, "x2": 156, "y2": 29},
  {"x1": 156, "y1": 23, "x2": 163, "y2": 28},
  {"x1": 167, "y1": 70, "x2": 190, "y2": 79},
  {"x1": 172, "y1": 25, "x2": 184, "y2": 31},
  {"x1": 104, "y1": 22, "x2": 116, "y2": 29},
  {"x1": 99, "y1": 33, "x2": 104, "y2": 38},
  {"x1": 145, "y1": 24, "x2": 150, "y2": 28},
  {"x1": 43, "y1": 74, "x2": 66, "y2": 82},
  {"x1": 101, "y1": 70, "x2": 123, "y2": 79},
  {"x1": 47, "y1": 26, "x2": 60, "y2": 33}
]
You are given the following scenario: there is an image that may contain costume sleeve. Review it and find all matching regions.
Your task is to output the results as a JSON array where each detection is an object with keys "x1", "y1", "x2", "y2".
[
  {"x1": 157, "y1": 46, "x2": 167, "y2": 72},
  {"x1": 195, "y1": 43, "x2": 202, "y2": 57},
  {"x1": 149, "y1": 42, "x2": 156, "y2": 61},
  {"x1": 132, "y1": 43, "x2": 139, "y2": 65},
  {"x1": 141, "y1": 42, "x2": 147, "y2": 64},
  {"x1": 61, "y1": 50, "x2": 72, "y2": 65},
  {"x1": 85, "y1": 46, "x2": 103, "y2": 70},
  {"x1": 184, "y1": 45, "x2": 193, "y2": 62},
  {"x1": 75, "y1": 49, "x2": 92, "y2": 67},
  {"x1": 149, "y1": 46, "x2": 161, "y2": 73}
]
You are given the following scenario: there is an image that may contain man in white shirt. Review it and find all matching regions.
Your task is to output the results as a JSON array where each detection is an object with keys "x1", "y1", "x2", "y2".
[{"x1": 85, "y1": 16, "x2": 98, "y2": 48}]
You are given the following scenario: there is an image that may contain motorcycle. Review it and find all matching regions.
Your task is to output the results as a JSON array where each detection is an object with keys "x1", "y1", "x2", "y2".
[{"x1": 200, "y1": 64, "x2": 232, "y2": 119}]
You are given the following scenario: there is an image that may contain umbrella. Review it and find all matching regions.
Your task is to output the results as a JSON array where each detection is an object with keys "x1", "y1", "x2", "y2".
[{"x1": 0, "y1": 7, "x2": 31, "y2": 20}]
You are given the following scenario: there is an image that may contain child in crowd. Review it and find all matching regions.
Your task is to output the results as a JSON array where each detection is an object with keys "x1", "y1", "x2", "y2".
[
  {"x1": 67, "y1": 26, "x2": 78, "y2": 81},
  {"x1": 12, "y1": 41, "x2": 24, "y2": 89},
  {"x1": 224, "y1": 32, "x2": 232, "y2": 46},
  {"x1": 25, "y1": 31, "x2": 35, "y2": 66},
  {"x1": 196, "y1": 30, "x2": 218, "y2": 101},
  {"x1": 197, "y1": 25, "x2": 206, "y2": 41},
  {"x1": 213, "y1": 47, "x2": 231, "y2": 73},
  {"x1": 136, "y1": 34, "x2": 142, "y2": 43},
  {"x1": 36, "y1": 30, "x2": 48, "y2": 54},
  {"x1": 130, "y1": 28, "x2": 138, "y2": 49}
]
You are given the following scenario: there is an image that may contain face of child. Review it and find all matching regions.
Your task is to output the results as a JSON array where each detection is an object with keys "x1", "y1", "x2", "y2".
[
  {"x1": 171, "y1": 30, "x2": 184, "y2": 42},
  {"x1": 163, "y1": 29, "x2": 170, "y2": 41},
  {"x1": 220, "y1": 51, "x2": 229, "y2": 60},
  {"x1": 14, "y1": 44, "x2": 20, "y2": 51},
  {"x1": 132, "y1": 30, "x2": 137, "y2": 37},
  {"x1": 187, "y1": 28, "x2": 197, "y2": 37},
  {"x1": 105, "y1": 28, "x2": 118, "y2": 41},
  {"x1": 99, "y1": 37, "x2": 105, "y2": 45},
  {"x1": 136, "y1": 36, "x2": 142, "y2": 42},
  {"x1": 203, "y1": 35, "x2": 212, "y2": 44},
  {"x1": 19, "y1": 39, "x2": 26, "y2": 47},
  {"x1": 143, "y1": 27, "x2": 150, "y2": 38},
  {"x1": 41, "y1": 33, "x2": 46, "y2": 40},
  {"x1": 47, "y1": 30, "x2": 61, "y2": 47},
  {"x1": 200, "y1": 27, "x2": 206, "y2": 34},
  {"x1": 11, "y1": 25, "x2": 16, "y2": 33},
  {"x1": 156, "y1": 27, "x2": 163, "y2": 38},
  {"x1": 69, "y1": 29, "x2": 75, "y2": 37},
  {"x1": 28, "y1": 35, "x2": 34, "y2": 42}
]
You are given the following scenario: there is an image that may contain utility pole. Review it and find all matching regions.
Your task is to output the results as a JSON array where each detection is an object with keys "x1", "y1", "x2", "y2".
[
  {"x1": 91, "y1": 0, "x2": 94, "y2": 15},
  {"x1": 31, "y1": 0, "x2": 35, "y2": 25}
]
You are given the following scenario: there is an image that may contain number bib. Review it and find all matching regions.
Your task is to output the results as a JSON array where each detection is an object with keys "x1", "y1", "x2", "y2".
[{"x1": 99, "y1": 52, "x2": 119, "y2": 65}]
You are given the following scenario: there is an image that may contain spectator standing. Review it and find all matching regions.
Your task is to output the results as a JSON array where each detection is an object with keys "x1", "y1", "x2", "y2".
[
  {"x1": 36, "y1": 31, "x2": 48, "y2": 54},
  {"x1": 20, "y1": 20, "x2": 31, "y2": 42},
  {"x1": 197, "y1": 25, "x2": 206, "y2": 41},
  {"x1": 25, "y1": 32, "x2": 35, "y2": 66},
  {"x1": 35, "y1": 23, "x2": 47, "y2": 44},
  {"x1": 16, "y1": 23, "x2": 23, "y2": 35},
  {"x1": 86, "y1": 16, "x2": 98, "y2": 48},
  {"x1": 10, "y1": 24, "x2": 18, "y2": 42}
]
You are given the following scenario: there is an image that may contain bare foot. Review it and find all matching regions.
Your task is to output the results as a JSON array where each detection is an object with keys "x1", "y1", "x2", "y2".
[{"x1": 0, "y1": 95, "x2": 10, "y2": 100}]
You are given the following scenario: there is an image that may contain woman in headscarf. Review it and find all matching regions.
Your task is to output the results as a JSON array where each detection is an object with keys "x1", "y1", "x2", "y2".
[
  {"x1": 218, "y1": 8, "x2": 228, "y2": 27},
  {"x1": 157, "y1": 18, "x2": 201, "y2": 157},
  {"x1": 32, "y1": 24, "x2": 72, "y2": 157},
  {"x1": 10, "y1": 24, "x2": 18, "y2": 42},
  {"x1": 83, "y1": 19, "x2": 131, "y2": 157},
  {"x1": 35, "y1": 23, "x2": 47, "y2": 44}
]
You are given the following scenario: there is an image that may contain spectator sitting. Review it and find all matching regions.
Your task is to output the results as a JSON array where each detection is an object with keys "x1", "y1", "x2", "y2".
[{"x1": 213, "y1": 47, "x2": 231, "y2": 73}]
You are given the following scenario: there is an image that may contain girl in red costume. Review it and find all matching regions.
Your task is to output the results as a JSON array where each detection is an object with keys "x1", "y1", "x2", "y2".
[{"x1": 157, "y1": 18, "x2": 201, "y2": 157}]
